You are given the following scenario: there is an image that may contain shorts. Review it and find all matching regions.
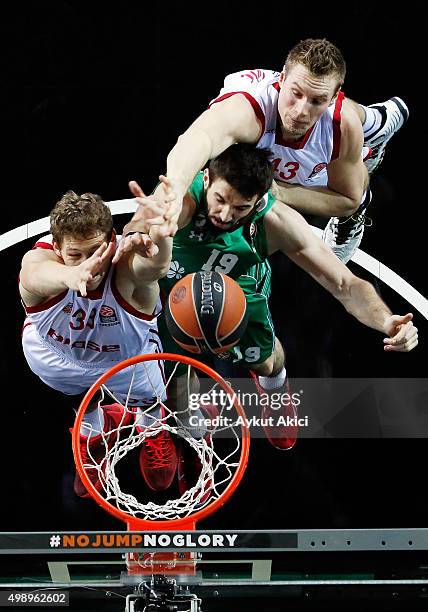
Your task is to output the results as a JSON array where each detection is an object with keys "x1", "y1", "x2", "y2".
[{"x1": 22, "y1": 323, "x2": 166, "y2": 406}]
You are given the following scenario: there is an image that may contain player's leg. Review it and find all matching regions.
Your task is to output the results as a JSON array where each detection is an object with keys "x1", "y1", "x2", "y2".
[
  {"x1": 134, "y1": 402, "x2": 179, "y2": 492},
  {"x1": 108, "y1": 355, "x2": 178, "y2": 492},
  {"x1": 158, "y1": 300, "x2": 236, "y2": 500},
  {"x1": 323, "y1": 187, "x2": 372, "y2": 264},
  {"x1": 323, "y1": 96, "x2": 407, "y2": 263},
  {"x1": 22, "y1": 324, "x2": 124, "y2": 496},
  {"x1": 157, "y1": 309, "x2": 216, "y2": 430},
  {"x1": 224, "y1": 274, "x2": 298, "y2": 450},
  {"x1": 72, "y1": 389, "x2": 135, "y2": 498},
  {"x1": 157, "y1": 320, "x2": 216, "y2": 497},
  {"x1": 22, "y1": 323, "x2": 175, "y2": 495},
  {"x1": 347, "y1": 97, "x2": 409, "y2": 174}
]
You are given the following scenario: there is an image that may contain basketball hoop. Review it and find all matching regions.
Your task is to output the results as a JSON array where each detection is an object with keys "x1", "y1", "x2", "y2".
[{"x1": 72, "y1": 353, "x2": 250, "y2": 575}]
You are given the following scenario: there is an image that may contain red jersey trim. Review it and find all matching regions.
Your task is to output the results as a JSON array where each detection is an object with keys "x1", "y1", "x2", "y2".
[
  {"x1": 32, "y1": 241, "x2": 54, "y2": 251},
  {"x1": 111, "y1": 272, "x2": 157, "y2": 321},
  {"x1": 24, "y1": 290, "x2": 68, "y2": 314},
  {"x1": 209, "y1": 92, "x2": 266, "y2": 136},
  {"x1": 21, "y1": 321, "x2": 33, "y2": 336},
  {"x1": 275, "y1": 121, "x2": 315, "y2": 149},
  {"x1": 331, "y1": 91, "x2": 344, "y2": 161},
  {"x1": 81, "y1": 270, "x2": 109, "y2": 300},
  {"x1": 272, "y1": 81, "x2": 316, "y2": 149}
]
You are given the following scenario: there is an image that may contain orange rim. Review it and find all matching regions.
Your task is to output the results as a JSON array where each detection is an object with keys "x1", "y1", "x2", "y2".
[{"x1": 72, "y1": 352, "x2": 250, "y2": 530}]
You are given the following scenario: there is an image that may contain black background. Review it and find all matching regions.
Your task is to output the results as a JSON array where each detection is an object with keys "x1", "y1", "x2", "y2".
[{"x1": 1, "y1": 1, "x2": 427, "y2": 537}]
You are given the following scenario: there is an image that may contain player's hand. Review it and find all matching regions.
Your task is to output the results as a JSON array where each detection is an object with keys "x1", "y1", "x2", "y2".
[
  {"x1": 112, "y1": 231, "x2": 159, "y2": 264},
  {"x1": 68, "y1": 241, "x2": 115, "y2": 296},
  {"x1": 128, "y1": 180, "x2": 171, "y2": 228},
  {"x1": 121, "y1": 178, "x2": 176, "y2": 237},
  {"x1": 383, "y1": 313, "x2": 418, "y2": 352},
  {"x1": 153, "y1": 175, "x2": 183, "y2": 237},
  {"x1": 271, "y1": 179, "x2": 293, "y2": 201}
]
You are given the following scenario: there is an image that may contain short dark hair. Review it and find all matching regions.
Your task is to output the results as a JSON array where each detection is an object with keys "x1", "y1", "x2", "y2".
[
  {"x1": 284, "y1": 38, "x2": 346, "y2": 91},
  {"x1": 208, "y1": 144, "x2": 274, "y2": 200},
  {"x1": 50, "y1": 191, "x2": 113, "y2": 246}
]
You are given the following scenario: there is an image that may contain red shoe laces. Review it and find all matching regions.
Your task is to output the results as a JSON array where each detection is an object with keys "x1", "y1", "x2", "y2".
[{"x1": 143, "y1": 433, "x2": 174, "y2": 468}]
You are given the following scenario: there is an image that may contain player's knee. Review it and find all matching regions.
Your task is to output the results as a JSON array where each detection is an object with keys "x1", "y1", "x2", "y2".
[
  {"x1": 251, "y1": 355, "x2": 275, "y2": 377},
  {"x1": 252, "y1": 338, "x2": 285, "y2": 376},
  {"x1": 339, "y1": 197, "x2": 360, "y2": 216},
  {"x1": 273, "y1": 337, "x2": 285, "y2": 367}
]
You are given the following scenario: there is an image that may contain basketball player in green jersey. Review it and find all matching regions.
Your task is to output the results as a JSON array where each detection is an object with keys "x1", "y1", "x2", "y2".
[
  {"x1": 118, "y1": 143, "x2": 418, "y2": 452},
  {"x1": 159, "y1": 145, "x2": 278, "y2": 378}
]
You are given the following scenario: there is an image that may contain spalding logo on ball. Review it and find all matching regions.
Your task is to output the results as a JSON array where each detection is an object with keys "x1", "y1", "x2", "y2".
[{"x1": 165, "y1": 271, "x2": 249, "y2": 354}]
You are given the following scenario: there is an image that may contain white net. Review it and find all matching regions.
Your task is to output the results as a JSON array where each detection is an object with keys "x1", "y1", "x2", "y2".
[{"x1": 76, "y1": 356, "x2": 246, "y2": 521}]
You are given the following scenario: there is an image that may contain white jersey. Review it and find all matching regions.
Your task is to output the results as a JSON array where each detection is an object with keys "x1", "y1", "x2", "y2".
[
  {"x1": 22, "y1": 235, "x2": 165, "y2": 405},
  {"x1": 210, "y1": 68, "x2": 344, "y2": 188}
]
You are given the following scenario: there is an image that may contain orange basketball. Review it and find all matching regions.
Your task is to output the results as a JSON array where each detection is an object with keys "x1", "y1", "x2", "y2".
[{"x1": 165, "y1": 271, "x2": 248, "y2": 354}]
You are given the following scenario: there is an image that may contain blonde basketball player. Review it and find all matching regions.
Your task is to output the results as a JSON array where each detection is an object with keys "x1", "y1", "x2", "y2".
[{"x1": 20, "y1": 181, "x2": 177, "y2": 496}]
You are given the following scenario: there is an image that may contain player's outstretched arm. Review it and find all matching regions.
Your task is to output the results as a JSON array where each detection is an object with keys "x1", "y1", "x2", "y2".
[
  {"x1": 115, "y1": 179, "x2": 173, "y2": 283},
  {"x1": 163, "y1": 95, "x2": 262, "y2": 235},
  {"x1": 20, "y1": 241, "x2": 114, "y2": 304},
  {"x1": 265, "y1": 202, "x2": 418, "y2": 352}
]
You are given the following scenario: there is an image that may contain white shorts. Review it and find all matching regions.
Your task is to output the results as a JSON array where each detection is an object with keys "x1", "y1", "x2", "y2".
[{"x1": 22, "y1": 324, "x2": 166, "y2": 406}]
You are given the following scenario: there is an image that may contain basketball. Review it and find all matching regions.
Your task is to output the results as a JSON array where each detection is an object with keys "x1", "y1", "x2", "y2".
[{"x1": 165, "y1": 271, "x2": 248, "y2": 354}]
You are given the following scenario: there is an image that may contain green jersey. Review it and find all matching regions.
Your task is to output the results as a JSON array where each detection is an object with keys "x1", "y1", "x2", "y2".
[
  {"x1": 159, "y1": 172, "x2": 275, "y2": 296},
  {"x1": 158, "y1": 172, "x2": 276, "y2": 368}
]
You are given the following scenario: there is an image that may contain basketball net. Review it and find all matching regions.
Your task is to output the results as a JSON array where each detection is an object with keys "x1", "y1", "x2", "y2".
[{"x1": 72, "y1": 353, "x2": 250, "y2": 575}]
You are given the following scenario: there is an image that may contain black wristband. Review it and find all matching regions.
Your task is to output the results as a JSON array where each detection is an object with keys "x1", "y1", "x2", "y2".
[{"x1": 125, "y1": 231, "x2": 147, "y2": 237}]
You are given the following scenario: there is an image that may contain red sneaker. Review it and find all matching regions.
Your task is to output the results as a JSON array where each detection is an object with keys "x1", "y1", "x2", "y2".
[
  {"x1": 73, "y1": 403, "x2": 132, "y2": 498},
  {"x1": 139, "y1": 430, "x2": 178, "y2": 491},
  {"x1": 177, "y1": 403, "x2": 218, "y2": 503},
  {"x1": 250, "y1": 371, "x2": 298, "y2": 451}
]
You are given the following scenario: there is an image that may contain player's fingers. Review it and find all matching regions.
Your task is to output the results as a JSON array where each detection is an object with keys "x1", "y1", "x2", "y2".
[
  {"x1": 143, "y1": 242, "x2": 159, "y2": 258},
  {"x1": 164, "y1": 204, "x2": 179, "y2": 219},
  {"x1": 129, "y1": 180, "x2": 146, "y2": 199},
  {"x1": 114, "y1": 234, "x2": 147, "y2": 259},
  {"x1": 112, "y1": 243, "x2": 124, "y2": 264},
  {"x1": 140, "y1": 233, "x2": 154, "y2": 246},
  {"x1": 88, "y1": 242, "x2": 108, "y2": 261},
  {"x1": 399, "y1": 325, "x2": 418, "y2": 343},
  {"x1": 384, "y1": 327, "x2": 418, "y2": 351},
  {"x1": 159, "y1": 174, "x2": 173, "y2": 194},
  {"x1": 78, "y1": 278, "x2": 88, "y2": 296},
  {"x1": 391, "y1": 313, "x2": 414, "y2": 329},
  {"x1": 114, "y1": 240, "x2": 133, "y2": 263},
  {"x1": 384, "y1": 323, "x2": 417, "y2": 346},
  {"x1": 166, "y1": 221, "x2": 178, "y2": 237},
  {"x1": 135, "y1": 197, "x2": 166, "y2": 218},
  {"x1": 87, "y1": 255, "x2": 104, "y2": 274},
  {"x1": 163, "y1": 192, "x2": 177, "y2": 204},
  {"x1": 100, "y1": 241, "x2": 115, "y2": 262},
  {"x1": 384, "y1": 334, "x2": 418, "y2": 352},
  {"x1": 150, "y1": 224, "x2": 168, "y2": 238},
  {"x1": 146, "y1": 215, "x2": 169, "y2": 227}
]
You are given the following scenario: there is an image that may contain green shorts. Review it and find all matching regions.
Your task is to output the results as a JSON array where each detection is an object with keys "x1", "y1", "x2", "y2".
[{"x1": 158, "y1": 264, "x2": 275, "y2": 375}]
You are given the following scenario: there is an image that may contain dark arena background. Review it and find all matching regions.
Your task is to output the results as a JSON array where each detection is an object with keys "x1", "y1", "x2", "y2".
[{"x1": 1, "y1": 3, "x2": 426, "y2": 610}]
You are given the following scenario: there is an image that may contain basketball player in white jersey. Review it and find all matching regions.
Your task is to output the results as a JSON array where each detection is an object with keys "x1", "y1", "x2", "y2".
[
  {"x1": 121, "y1": 144, "x2": 418, "y2": 464},
  {"x1": 159, "y1": 38, "x2": 407, "y2": 263},
  {"x1": 19, "y1": 181, "x2": 177, "y2": 497}
]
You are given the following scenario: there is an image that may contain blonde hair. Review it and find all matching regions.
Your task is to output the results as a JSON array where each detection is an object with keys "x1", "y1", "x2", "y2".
[
  {"x1": 284, "y1": 38, "x2": 346, "y2": 91},
  {"x1": 50, "y1": 191, "x2": 113, "y2": 246}
]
